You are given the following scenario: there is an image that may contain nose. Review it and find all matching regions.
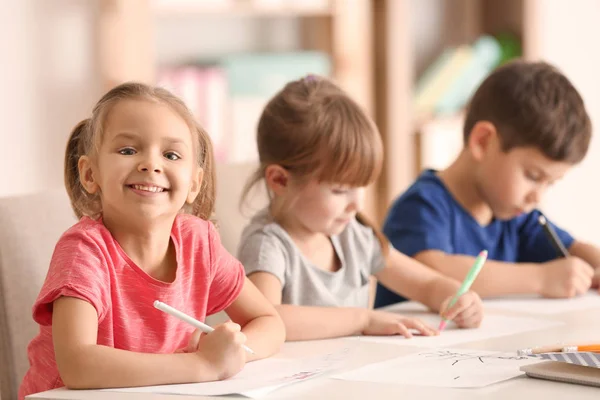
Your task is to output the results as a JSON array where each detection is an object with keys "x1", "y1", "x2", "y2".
[
  {"x1": 526, "y1": 186, "x2": 544, "y2": 206},
  {"x1": 138, "y1": 155, "x2": 162, "y2": 173}
]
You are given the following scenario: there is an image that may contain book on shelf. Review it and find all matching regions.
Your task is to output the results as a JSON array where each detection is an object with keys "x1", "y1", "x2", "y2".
[{"x1": 414, "y1": 34, "x2": 518, "y2": 119}]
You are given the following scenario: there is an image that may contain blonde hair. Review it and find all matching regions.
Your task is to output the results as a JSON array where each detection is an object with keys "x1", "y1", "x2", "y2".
[
  {"x1": 242, "y1": 75, "x2": 383, "y2": 203},
  {"x1": 64, "y1": 82, "x2": 215, "y2": 220}
]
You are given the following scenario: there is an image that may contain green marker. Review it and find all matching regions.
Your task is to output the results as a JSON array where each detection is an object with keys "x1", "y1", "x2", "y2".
[{"x1": 439, "y1": 250, "x2": 488, "y2": 331}]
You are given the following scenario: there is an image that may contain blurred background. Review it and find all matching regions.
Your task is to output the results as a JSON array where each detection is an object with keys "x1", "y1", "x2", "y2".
[{"x1": 1, "y1": 0, "x2": 599, "y2": 244}]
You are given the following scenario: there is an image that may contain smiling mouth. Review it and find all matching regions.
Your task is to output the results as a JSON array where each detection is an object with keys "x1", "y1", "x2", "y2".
[{"x1": 127, "y1": 184, "x2": 168, "y2": 193}]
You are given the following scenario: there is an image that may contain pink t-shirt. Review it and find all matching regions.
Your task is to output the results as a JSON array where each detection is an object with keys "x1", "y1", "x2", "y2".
[{"x1": 19, "y1": 214, "x2": 245, "y2": 399}]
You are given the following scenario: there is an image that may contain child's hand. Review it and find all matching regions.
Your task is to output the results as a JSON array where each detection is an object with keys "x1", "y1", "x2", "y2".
[
  {"x1": 439, "y1": 290, "x2": 483, "y2": 329},
  {"x1": 194, "y1": 321, "x2": 247, "y2": 381},
  {"x1": 362, "y1": 310, "x2": 439, "y2": 337},
  {"x1": 541, "y1": 257, "x2": 594, "y2": 298}
]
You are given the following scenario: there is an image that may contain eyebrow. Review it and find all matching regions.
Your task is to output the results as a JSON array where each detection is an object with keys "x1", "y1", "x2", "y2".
[
  {"x1": 111, "y1": 132, "x2": 189, "y2": 147},
  {"x1": 111, "y1": 132, "x2": 139, "y2": 143}
]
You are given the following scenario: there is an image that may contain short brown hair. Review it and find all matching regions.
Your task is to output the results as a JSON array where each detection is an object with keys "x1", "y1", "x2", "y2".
[
  {"x1": 65, "y1": 82, "x2": 215, "y2": 220},
  {"x1": 463, "y1": 59, "x2": 591, "y2": 163},
  {"x1": 242, "y1": 75, "x2": 383, "y2": 202}
]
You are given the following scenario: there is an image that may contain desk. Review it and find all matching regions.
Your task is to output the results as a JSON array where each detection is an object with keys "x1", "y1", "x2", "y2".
[{"x1": 29, "y1": 306, "x2": 600, "y2": 400}]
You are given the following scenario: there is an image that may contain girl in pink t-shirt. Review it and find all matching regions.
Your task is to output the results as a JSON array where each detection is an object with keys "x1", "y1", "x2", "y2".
[{"x1": 19, "y1": 83, "x2": 285, "y2": 399}]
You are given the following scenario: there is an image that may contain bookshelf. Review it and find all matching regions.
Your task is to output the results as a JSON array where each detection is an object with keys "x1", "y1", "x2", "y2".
[
  {"x1": 373, "y1": 0, "x2": 537, "y2": 219},
  {"x1": 97, "y1": 0, "x2": 378, "y2": 219}
]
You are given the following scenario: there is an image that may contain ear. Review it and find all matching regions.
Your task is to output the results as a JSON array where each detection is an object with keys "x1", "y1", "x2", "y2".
[
  {"x1": 78, "y1": 156, "x2": 100, "y2": 194},
  {"x1": 265, "y1": 165, "x2": 290, "y2": 196},
  {"x1": 186, "y1": 168, "x2": 204, "y2": 204},
  {"x1": 467, "y1": 121, "x2": 498, "y2": 161}
]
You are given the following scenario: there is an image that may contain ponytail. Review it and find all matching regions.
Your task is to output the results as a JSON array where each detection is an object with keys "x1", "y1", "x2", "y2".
[
  {"x1": 190, "y1": 122, "x2": 216, "y2": 221},
  {"x1": 64, "y1": 119, "x2": 96, "y2": 219}
]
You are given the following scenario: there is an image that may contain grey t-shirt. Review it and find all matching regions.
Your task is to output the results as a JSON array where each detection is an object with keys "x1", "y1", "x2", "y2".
[{"x1": 237, "y1": 208, "x2": 386, "y2": 308}]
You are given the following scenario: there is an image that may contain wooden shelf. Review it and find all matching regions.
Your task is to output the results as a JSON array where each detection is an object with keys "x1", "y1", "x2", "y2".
[{"x1": 152, "y1": 0, "x2": 333, "y2": 18}]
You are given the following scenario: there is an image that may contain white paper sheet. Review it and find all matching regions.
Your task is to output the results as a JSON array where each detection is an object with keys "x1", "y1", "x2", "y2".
[
  {"x1": 104, "y1": 348, "x2": 350, "y2": 398},
  {"x1": 355, "y1": 304, "x2": 563, "y2": 347},
  {"x1": 333, "y1": 348, "x2": 540, "y2": 388},
  {"x1": 483, "y1": 291, "x2": 600, "y2": 314}
]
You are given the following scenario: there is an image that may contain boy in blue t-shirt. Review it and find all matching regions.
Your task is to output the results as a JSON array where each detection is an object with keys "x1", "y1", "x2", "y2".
[{"x1": 376, "y1": 60, "x2": 600, "y2": 308}]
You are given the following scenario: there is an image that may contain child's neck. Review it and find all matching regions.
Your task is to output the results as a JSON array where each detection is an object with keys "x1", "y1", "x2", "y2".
[
  {"x1": 102, "y1": 213, "x2": 177, "y2": 282},
  {"x1": 438, "y1": 150, "x2": 494, "y2": 226},
  {"x1": 271, "y1": 203, "x2": 320, "y2": 243}
]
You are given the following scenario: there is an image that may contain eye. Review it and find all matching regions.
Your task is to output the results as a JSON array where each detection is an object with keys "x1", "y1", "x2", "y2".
[
  {"x1": 118, "y1": 147, "x2": 136, "y2": 156},
  {"x1": 332, "y1": 188, "x2": 349, "y2": 195},
  {"x1": 164, "y1": 152, "x2": 181, "y2": 161},
  {"x1": 525, "y1": 170, "x2": 544, "y2": 183}
]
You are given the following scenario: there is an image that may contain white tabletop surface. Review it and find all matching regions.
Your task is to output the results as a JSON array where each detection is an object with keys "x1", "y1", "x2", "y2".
[{"x1": 28, "y1": 303, "x2": 600, "y2": 399}]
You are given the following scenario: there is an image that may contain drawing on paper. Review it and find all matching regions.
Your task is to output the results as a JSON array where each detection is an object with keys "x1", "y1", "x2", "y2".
[
  {"x1": 420, "y1": 349, "x2": 528, "y2": 365},
  {"x1": 333, "y1": 347, "x2": 539, "y2": 388}
]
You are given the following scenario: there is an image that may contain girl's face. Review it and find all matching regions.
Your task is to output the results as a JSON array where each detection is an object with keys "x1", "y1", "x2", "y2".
[
  {"x1": 285, "y1": 178, "x2": 365, "y2": 236},
  {"x1": 80, "y1": 99, "x2": 202, "y2": 223}
]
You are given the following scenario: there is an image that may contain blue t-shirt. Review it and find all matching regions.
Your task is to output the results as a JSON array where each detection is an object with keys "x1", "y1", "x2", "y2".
[{"x1": 375, "y1": 169, "x2": 575, "y2": 308}]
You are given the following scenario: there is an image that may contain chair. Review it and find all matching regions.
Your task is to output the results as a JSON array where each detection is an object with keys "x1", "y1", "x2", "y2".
[
  {"x1": 214, "y1": 161, "x2": 267, "y2": 254},
  {"x1": 0, "y1": 189, "x2": 77, "y2": 400}
]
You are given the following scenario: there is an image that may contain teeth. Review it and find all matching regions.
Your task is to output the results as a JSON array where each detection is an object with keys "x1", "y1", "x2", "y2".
[{"x1": 132, "y1": 185, "x2": 164, "y2": 193}]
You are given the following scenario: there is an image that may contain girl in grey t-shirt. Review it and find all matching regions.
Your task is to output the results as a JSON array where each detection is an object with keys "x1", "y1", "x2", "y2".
[{"x1": 237, "y1": 75, "x2": 485, "y2": 341}]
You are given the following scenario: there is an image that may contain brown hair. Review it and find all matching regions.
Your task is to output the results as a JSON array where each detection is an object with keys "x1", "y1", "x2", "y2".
[
  {"x1": 242, "y1": 75, "x2": 383, "y2": 202},
  {"x1": 64, "y1": 82, "x2": 215, "y2": 220},
  {"x1": 242, "y1": 75, "x2": 387, "y2": 254},
  {"x1": 464, "y1": 59, "x2": 592, "y2": 163}
]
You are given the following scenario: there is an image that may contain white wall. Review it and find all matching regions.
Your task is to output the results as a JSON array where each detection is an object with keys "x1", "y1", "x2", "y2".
[
  {"x1": 0, "y1": 0, "x2": 101, "y2": 198},
  {"x1": 530, "y1": 0, "x2": 600, "y2": 245}
]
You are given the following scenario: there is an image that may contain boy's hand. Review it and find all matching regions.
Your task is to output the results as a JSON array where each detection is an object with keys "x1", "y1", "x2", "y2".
[
  {"x1": 362, "y1": 310, "x2": 439, "y2": 337},
  {"x1": 541, "y1": 257, "x2": 594, "y2": 298},
  {"x1": 194, "y1": 321, "x2": 247, "y2": 381},
  {"x1": 439, "y1": 290, "x2": 483, "y2": 329}
]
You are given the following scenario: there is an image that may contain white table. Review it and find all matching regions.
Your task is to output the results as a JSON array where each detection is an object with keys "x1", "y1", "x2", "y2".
[{"x1": 29, "y1": 306, "x2": 600, "y2": 399}]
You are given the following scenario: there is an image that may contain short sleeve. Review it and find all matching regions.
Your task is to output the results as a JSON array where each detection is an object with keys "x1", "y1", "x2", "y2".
[
  {"x1": 518, "y1": 210, "x2": 575, "y2": 263},
  {"x1": 206, "y1": 222, "x2": 246, "y2": 316},
  {"x1": 237, "y1": 231, "x2": 288, "y2": 287},
  {"x1": 33, "y1": 229, "x2": 110, "y2": 325},
  {"x1": 383, "y1": 190, "x2": 453, "y2": 256}
]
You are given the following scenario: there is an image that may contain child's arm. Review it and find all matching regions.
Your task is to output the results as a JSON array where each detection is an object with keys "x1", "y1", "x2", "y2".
[
  {"x1": 248, "y1": 272, "x2": 436, "y2": 341},
  {"x1": 569, "y1": 240, "x2": 600, "y2": 289},
  {"x1": 53, "y1": 296, "x2": 245, "y2": 389},
  {"x1": 414, "y1": 249, "x2": 594, "y2": 298},
  {"x1": 374, "y1": 248, "x2": 483, "y2": 328},
  {"x1": 249, "y1": 271, "x2": 367, "y2": 340},
  {"x1": 224, "y1": 277, "x2": 286, "y2": 360},
  {"x1": 570, "y1": 240, "x2": 600, "y2": 269}
]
